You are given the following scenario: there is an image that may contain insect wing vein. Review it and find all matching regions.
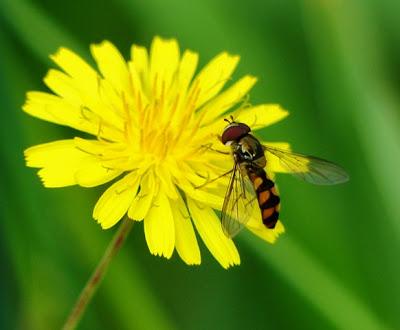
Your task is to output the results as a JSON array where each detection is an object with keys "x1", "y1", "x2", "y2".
[
  {"x1": 221, "y1": 162, "x2": 257, "y2": 237},
  {"x1": 264, "y1": 146, "x2": 349, "y2": 185}
]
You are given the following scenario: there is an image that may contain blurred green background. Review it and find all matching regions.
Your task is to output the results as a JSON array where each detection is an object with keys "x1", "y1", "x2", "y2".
[{"x1": 1, "y1": 0, "x2": 399, "y2": 329}]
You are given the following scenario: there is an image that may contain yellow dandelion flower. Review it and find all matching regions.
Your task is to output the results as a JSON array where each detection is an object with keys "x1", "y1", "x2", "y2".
[{"x1": 23, "y1": 36, "x2": 289, "y2": 268}]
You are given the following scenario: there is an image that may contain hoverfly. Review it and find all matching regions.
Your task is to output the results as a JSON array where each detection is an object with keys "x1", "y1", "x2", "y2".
[{"x1": 220, "y1": 119, "x2": 349, "y2": 238}]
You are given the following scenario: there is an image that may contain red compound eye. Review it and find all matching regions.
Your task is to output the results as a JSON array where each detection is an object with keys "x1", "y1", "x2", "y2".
[{"x1": 221, "y1": 123, "x2": 251, "y2": 144}]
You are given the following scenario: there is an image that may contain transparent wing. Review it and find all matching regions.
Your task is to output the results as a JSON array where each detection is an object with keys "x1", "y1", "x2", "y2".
[
  {"x1": 221, "y1": 162, "x2": 258, "y2": 238},
  {"x1": 264, "y1": 146, "x2": 349, "y2": 185}
]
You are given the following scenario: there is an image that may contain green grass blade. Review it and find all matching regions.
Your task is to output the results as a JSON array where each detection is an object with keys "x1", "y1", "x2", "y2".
[{"x1": 244, "y1": 234, "x2": 389, "y2": 330}]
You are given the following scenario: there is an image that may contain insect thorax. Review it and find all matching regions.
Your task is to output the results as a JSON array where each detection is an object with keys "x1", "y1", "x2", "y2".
[{"x1": 232, "y1": 134, "x2": 266, "y2": 168}]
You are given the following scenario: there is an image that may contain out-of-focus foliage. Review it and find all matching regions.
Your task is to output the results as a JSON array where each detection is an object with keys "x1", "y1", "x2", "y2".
[{"x1": 0, "y1": 0, "x2": 399, "y2": 329}]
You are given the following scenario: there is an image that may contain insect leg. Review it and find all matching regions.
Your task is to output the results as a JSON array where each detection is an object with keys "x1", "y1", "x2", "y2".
[
  {"x1": 194, "y1": 169, "x2": 233, "y2": 189},
  {"x1": 200, "y1": 144, "x2": 230, "y2": 155}
]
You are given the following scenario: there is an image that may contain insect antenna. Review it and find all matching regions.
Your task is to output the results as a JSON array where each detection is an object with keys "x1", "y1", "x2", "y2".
[{"x1": 224, "y1": 115, "x2": 235, "y2": 124}]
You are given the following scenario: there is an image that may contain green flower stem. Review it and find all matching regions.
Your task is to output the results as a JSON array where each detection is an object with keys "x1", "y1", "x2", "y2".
[{"x1": 62, "y1": 218, "x2": 134, "y2": 330}]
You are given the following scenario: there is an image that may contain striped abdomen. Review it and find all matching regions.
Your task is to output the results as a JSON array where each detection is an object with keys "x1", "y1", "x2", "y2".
[{"x1": 247, "y1": 165, "x2": 280, "y2": 229}]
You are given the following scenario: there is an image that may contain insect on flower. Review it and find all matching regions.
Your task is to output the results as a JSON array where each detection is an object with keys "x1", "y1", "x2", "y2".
[
  {"x1": 23, "y1": 35, "x2": 347, "y2": 268},
  {"x1": 218, "y1": 117, "x2": 349, "y2": 237}
]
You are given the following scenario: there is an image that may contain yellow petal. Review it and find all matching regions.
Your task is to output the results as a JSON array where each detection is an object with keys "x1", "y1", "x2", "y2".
[
  {"x1": 129, "y1": 64, "x2": 148, "y2": 105},
  {"x1": 73, "y1": 138, "x2": 124, "y2": 187},
  {"x1": 263, "y1": 142, "x2": 292, "y2": 173},
  {"x1": 50, "y1": 47, "x2": 98, "y2": 105},
  {"x1": 199, "y1": 75, "x2": 257, "y2": 125},
  {"x1": 149, "y1": 36, "x2": 180, "y2": 98},
  {"x1": 180, "y1": 183, "x2": 224, "y2": 209},
  {"x1": 167, "y1": 50, "x2": 199, "y2": 124},
  {"x1": 91, "y1": 41, "x2": 130, "y2": 94},
  {"x1": 177, "y1": 50, "x2": 198, "y2": 94},
  {"x1": 171, "y1": 194, "x2": 201, "y2": 265},
  {"x1": 23, "y1": 92, "x2": 123, "y2": 141},
  {"x1": 75, "y1": 162, "x2": 122, "y2": 187},
  {"x1": 144, "y1": 188, "x2": 175, "y2": 258},
  {"x1": 155, "y1": 164, "x2": 179, "y2": 199},
  {"x1": 96, "y1": 78, "x2": 129, "y2": 121},
  {"x1": 74, "y1": 137, "x2": 135, "y2": 164},
  {"x1": 50, "y1": 47, "x2": 98, "y2": 92},
  {"x1": 24, "y1": 139, "x2": 119, "y2": 188},
  {"x1": 25, "y1": 140, "x2": 76, "y2": 168},
  {"x1": 24, "y1": 139, "x2": 84, "y2": 187},
  {"x1": 128, "y1": 171, "x2": 155, "y2": 221},
  {"x1": 43, "y1": 69, "x2": 81, "y2": 106},
  {"x1": 49, "y1": 49, "x2": 126, "y2": 133},
  {"x1": 190, "y1": 52, "x2": 240, "y2": 109},
  {"x1": 171, "y1": 163, "x2": 225, "y2": 208},
  {"x1": 246, "y1": 220, "x2": 285, "y2": 244},
  {"x1": 23, "y1": 92, "x2": 90, "y2": 131},
  {"x1": 73, "y1": 137, "x2": 109, "y2": 154},
  {"x1": 187, "y1": 199, "x2": 240, "y2": 269},
  {"x1": 235, "y1": 104, "x2": 289, "y2": 130},
  {"x1": 130, "y1": 44, "x2": 150, "y2": 97},
  {"x1": 131, "y1": 44, "x2": 149, "y2": 74},
  {"x1": 93, "y1": 172, "x2": 140, "y2": 229}
]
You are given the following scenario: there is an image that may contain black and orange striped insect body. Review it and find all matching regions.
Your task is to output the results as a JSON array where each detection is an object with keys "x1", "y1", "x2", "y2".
[
  {"x1": 246, "y1": 165, "x2": 280, "y2": 229},
  {"x1": 220, "y1": 120, "x2": 349, "y2": 238}
]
